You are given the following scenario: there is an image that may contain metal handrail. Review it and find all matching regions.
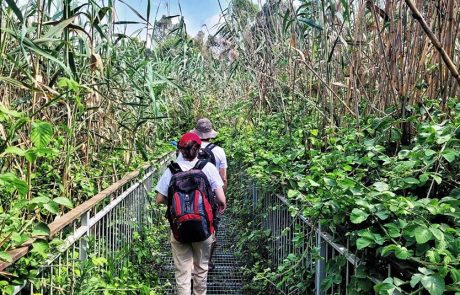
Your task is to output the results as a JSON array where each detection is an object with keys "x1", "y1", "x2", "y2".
[
  {"x1": 255, "y1": 185, "x2": 393, "y2": 295},
  {"x1": 0, "y1": 152, "x2": 173, "y2": 272},
  {"x1": 8, "y1": 152, "x2": 174, "y2": 294},
  {"x1": 275, "y1": 194, "x2": 360, "y2": 266}
]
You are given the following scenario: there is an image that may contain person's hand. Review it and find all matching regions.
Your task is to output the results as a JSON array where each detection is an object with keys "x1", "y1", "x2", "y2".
[{"x1": 219, "y1": 202, "x2": 226, "y2": 214}]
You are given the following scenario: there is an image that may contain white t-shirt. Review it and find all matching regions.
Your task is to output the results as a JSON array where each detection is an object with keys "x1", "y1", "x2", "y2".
[
  {"x1": 202, "y1": 142, "x2": 227, "y2": 169},
  {"x1": 155, "y1": 157, "x2": 224, "y2": 196},
  {"x1": 177, "y1": 142, "x2": 228, "y2": 169}
]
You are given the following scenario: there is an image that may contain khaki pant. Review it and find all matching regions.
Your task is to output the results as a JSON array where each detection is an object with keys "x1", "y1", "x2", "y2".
[{"x1": 170, "y1": 232, "x2": 214, "y2": 295}]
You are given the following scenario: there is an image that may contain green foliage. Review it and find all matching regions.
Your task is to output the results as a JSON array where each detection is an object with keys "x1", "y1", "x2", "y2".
[{"x1": 222, "y1": 99, "x2": 460, "y2": 294}]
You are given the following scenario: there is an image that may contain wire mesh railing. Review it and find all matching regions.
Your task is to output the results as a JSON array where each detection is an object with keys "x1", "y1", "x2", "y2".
[
  {"x1": 9, "y1": 153, "x2": 173, "y2": 294},
  {"x1": 252, "y1": 183, "x2": 390, "y2": 295}
]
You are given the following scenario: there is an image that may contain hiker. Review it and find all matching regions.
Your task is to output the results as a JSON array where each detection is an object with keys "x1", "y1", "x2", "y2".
[
  {"x1": 193, "y1": 118, "x2": 228, "y2": 192},
  {"x1": 190, "y1": 118, "x2": 228, "y2": 270},
  {"x1": 156, "y1": 132, "x2": 226, "y2": 295}
]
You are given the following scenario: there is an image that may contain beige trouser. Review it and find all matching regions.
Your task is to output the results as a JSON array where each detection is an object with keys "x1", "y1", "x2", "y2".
[{"x1": 170, "y1": 232, "x2": 214, "y2": 295}]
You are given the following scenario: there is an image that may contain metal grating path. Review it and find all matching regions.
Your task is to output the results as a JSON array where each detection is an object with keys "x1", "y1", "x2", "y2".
[{"x1": 159, "y1": 219, "x2": 244, "y2": 294}]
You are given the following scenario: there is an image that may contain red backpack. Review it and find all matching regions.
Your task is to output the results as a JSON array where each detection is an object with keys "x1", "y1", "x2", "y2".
[{"x1": 166, "y1": 160, "x2": 216, "y2": 243}]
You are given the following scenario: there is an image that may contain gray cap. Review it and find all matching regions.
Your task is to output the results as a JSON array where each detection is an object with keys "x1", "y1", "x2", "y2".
[{"x1": 191, "y1": 118, "x2": 218, "y2": 139}]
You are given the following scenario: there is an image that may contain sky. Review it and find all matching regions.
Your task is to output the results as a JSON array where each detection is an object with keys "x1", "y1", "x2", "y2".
[{"x1": 116, "y1": 0, "x2": 268, "y2": 37}]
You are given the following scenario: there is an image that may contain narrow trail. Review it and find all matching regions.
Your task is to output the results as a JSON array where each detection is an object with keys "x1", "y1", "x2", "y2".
[{"x1": 160, "y1": 217, "x2": 244, "y2": 294}]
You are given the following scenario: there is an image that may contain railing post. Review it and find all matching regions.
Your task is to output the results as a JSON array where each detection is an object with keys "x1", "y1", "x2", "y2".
[
  {"x1": 79, "y1": 211, "x2": 90, "y2": 261},
  {"x1": 315, "y1": 223, "x2": 326, "y2": 295}
]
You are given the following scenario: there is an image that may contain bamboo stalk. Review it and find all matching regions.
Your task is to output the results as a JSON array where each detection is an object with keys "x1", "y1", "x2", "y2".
[{"x1": 404, "y1": 0, "x2": 460, "y2": 87}]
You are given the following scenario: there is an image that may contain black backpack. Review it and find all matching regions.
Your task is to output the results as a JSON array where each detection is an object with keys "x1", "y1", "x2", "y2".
[
  {"x1": 166, "y1": 160, "x2": 216, "y2": 243},
  {"x1": 198, "y1": 144, "x2": 217, "y2": 166}
]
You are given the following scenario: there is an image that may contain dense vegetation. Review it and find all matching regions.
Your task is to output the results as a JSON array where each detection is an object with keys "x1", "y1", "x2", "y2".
[{"x1": 0, "y1": 0, "x2": 459, "y2": 294}]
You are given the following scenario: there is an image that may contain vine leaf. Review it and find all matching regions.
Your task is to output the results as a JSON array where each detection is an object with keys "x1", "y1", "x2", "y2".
[
  {"x1": 441, "y1": 149, "x2": 459, "y2": 163},
  {"x1": 31, "y1": 241, "x2": 49, "y2": 257},
  {"x1": 53, "y1": 197, "x2": 74, "y2": 209},
  {"x1": 350, "y1": 208, "x2": 368, "y2": 224},
  {"x1": 373, "y1": 182, "x2": 389, "y2": 192},
  {"x1": 0, "y1": 173, "x2": 28, "y2": 197},
  {"x1": 31, "y1": 122, "x2": 53, "y2": 148},
  {"x1": 421, "y1": 274, "x2": 445, "y2": 295},
  {"x1": 356, "y1": 237, "x2": 372, "y2": 250},
  {"x1": 3, "y1": 146, "x2": 26, "y2": 156},
  {"x1": 0, "y1": 251, "x2": 12, "y2": 263},
  {"x1": 413, "y1": 226, "x2": 433, "y2": 244},
  {"x1": 32, "y1": 222, "x2": 50, "y2": 237}
]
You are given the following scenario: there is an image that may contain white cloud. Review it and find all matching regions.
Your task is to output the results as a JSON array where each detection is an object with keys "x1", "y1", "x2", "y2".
[
  {"x1": 203, "y1": 13, "x2": 225, "y2": 35},
  {"x1": 182, "y1": 16, "x2": 201, "y2": 37}
]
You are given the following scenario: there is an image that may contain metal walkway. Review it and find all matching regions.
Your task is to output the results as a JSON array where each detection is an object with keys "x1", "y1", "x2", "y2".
[{"x1": 160, "y1": 218, "x2": 244, "y2": 294}]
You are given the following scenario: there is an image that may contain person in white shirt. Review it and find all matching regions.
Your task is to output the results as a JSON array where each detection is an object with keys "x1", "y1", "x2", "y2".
[
  {"x1": 190, "y1": 118, "x2": 228, "y2": 270},
  {"x1": 156, "y1": 132, "x2": 226, "y2": 295},
  {"x1": 191, "y1": 118, "x2": 228, "y2": 192}
]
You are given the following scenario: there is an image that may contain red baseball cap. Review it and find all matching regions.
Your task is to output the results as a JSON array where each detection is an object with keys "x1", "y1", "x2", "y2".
[{"x1": 178, "y1": 132, "x2": 202, "y2": 147}]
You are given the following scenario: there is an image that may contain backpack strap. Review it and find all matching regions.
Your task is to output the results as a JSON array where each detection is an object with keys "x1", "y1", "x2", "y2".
[
  {"x1": 193, "y1": 159, "x2": 208, "y2": 170},
  {"x1": 168, "y1": 162, "x2": 182, "y2": 175},
  {"x1": 204, "y1": 143, "x2": 217, "y2": 152}
]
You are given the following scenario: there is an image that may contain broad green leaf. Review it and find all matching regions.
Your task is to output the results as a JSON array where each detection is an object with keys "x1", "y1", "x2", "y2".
[
  {"x1": 395, "y1": 246, "x2": 412, "y2": 260},
  {"x1": 436, "y1": 134, "x2": 451, "y2": 144},
  {"x1": 451, "y1": 268, "x2": 460, "y2": 283},
  {"x1": 323, "y1": 177, "x2": 336, "y2": 187},
  {"x1": 413, "y1": 226, "x2": 433, "y2": 244},
  {"x1": 429, "y1": 226, "x2": 444, "y2": 241},
  {"x1": 426, "y1": 250, "x2": 441, "y2": 263},
  {"x1": 411, "y1": 273, "x2": 423, "y2": 288},
  {"x1": 381, "y1": 245, "x2": 398, "y2": 256},
  {"x1": 419, "y1": 267, "x2": 434, "y2": 275},
  {"x1": 307, "y1": 179, "x2": 320, "y2": 187},
  {"x1": 3, "y1": 146, "x2": 26, "y2": 156},
  {"x1": 30, "y1": 196, "x2": 50, "y2": 204},
  {"x1": 373, "y1": 182, "x2": 389, "y2": 192},
  {"x1": 402, "y1": 177, "x2": 420, "y2": 185},
  {"x1": 0, "y1": 251, "x2": 12, "y2": 263},
  {"x1": 25, "y1": 149, "x2": 37, "y2": 162},
  {"x1": 0, "y1": 173, "x2": 28, "y2": 197},
  {"x1": 356, "y1": 237, "x2": 373, "y2": 250},
  {"x1": 442, "y1": 149, "x2": 459, "y2": 163},
  {"x1": 385, "y1": 223, "x2": 401, "y2": 238},
  {"x1": 431, "y1": 174, "x2": 442, "y2": 184},
  {"x1": 32, "y1": 222, "x2": 50, "y2": 237},
  {"x1": 31, "y1": 240, "x2": 49, "y2": 256},
  {"x1": 424, "y1": 149, "x2": 436, "y2": 157},
  {"x1": 374, "y1": 277, "x2": 400, "y2": 295},
  {"x1": 0, "y1": 103, "x2": 22, "y2": 118},
  {"x1": 53, "y1": 197, "x2": 74, "y2": 208},
  {"x1": 375, "y1": 210, "x2": 389, "y2": 220},
  {"x1": 31, "y1": 121, "x2": 53, "y2": 148},
  {"x1": 10, "y1": 232, "x2": 28, "y2": 247},
  {"x1": 421, "y1": 274, "x2": 445, "y2": 295},
  {"x1": 44, "y1": 202, "x2": 59, "y2": 214},
  {"x1": 350, "y1": 208, "x2": 369, "y2": 224}
]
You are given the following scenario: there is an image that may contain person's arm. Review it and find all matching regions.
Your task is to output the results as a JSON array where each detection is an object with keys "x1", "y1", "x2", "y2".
[
  {"x1": 214, "y1": 187, "x2": 226, "y2": 213},
  {"x1": 155, "y1": 168, "x2": 171, "y2": 205},
  {"x1": 156, "y1": 192, "x2": 167, "y2": 205},
  {"x1": 219, "y1": 168, "x2": 227, "y2": 193}
]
